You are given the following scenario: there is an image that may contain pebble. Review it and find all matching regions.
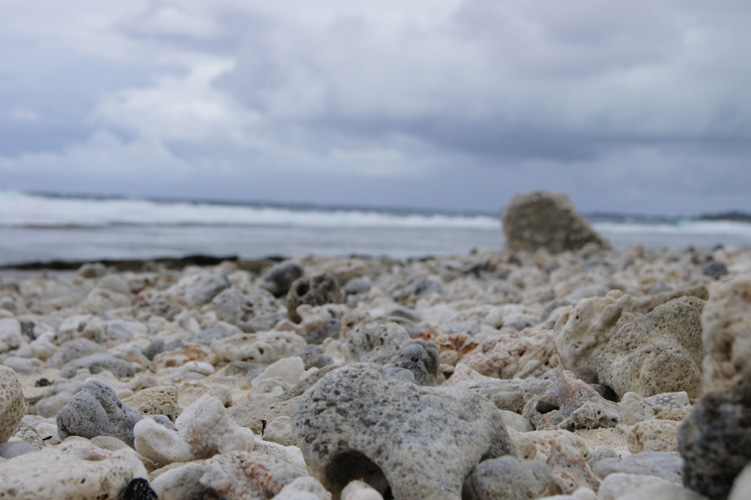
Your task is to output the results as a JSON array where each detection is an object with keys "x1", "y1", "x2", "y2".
[{"x1": 56, "y1": 379, "x2": 144, "y2": 446}]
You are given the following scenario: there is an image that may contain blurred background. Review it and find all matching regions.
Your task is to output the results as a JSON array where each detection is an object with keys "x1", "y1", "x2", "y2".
[{"x1": 2, "y1": 1, "x2": 750, "y2": 264}]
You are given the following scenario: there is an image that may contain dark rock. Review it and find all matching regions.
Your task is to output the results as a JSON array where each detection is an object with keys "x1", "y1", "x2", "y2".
[
  {"x1": 34, "y1": 377, "x2": 52, "y2": 387},
  {"x1": 678, "y1": 387, "x2": 751, "y2": 499},
  {"x1": 702, "y1": 261, "x2": 729, "y2": 279},
  {"x1": 56, "y1": 379, "x2": 143, "y2": 447},
  {"x1": 259, "y1": 260, "x2": 304, "y2": 298},
  {"x1": 385, "y1": 339, "x2": 440, "y2": 386},
  {"x1": 501, "y1": 191, "x2": 609, "y2": 254},
  {"x1": 123, "y1": 478, "x2": 158, "y2": 500},
  {"x1": 292, "y1": 363, "x2": 516, "y2": 499},
  {"x1": 286, "y1": 273, "x2": 343, "y2": 323},
  {"x1": 464, "y1": 456, "x2": 552, "y2": 500}
]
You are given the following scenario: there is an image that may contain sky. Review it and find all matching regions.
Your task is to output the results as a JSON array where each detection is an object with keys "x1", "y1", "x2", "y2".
[{"x1": 1, "y1": 0, "x2": 750, "y2": 216}]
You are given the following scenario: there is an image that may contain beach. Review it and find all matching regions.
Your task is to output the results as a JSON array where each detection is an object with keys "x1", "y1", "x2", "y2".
[{"x1": 1, "y1": 192, "x2": 751, "y2": 499}]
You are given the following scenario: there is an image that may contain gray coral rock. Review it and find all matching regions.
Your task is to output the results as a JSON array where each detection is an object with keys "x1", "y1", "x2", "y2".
[
  {"x1": 56, "y1": 379, "x2": 144, "y2": 447},
  {"x1": 344, "y1": 322, "x2": 411, "y2": 364},
  {"x1": 678, "y1": 384, "x2": 751, "y2": 500},
  {"x1": 464, "y1": 456, "x2": 553, "y2": 500},
  {"x1": 47, "y1": 338, "x2": 106, "y2": 368},
  {"x1": 59, "y1": 353, "x2": 135, "y2": 378},
  {"x1": 598, "y1": 296, "x2": 705, "y2": 398},
  {"x1": 385, "y1": 338, "x2": 440, "y2": 386},
  {"x1": 501, "y1": 191, "x2": 609, "y2": 254},
  {"x1": 183, "y1": 274, "x2": 231, "y2": 306},
  {"x1": 292, "y1": 363, "x2": 517, "y2": 499},
  {"x1": 211, "y1": 288, "x2": 287, "y2": 332},
  {"x1": 259, "y1": 260, "x2": 304, "y2": 298}
]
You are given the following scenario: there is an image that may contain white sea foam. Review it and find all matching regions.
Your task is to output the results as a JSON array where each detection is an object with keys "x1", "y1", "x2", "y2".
[{"x1": 0, "y1": 191, "x2": 500, "y2": 230}]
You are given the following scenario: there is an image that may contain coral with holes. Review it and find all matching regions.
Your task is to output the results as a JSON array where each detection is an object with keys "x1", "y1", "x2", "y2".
[
  {"x1": 702, "y1": 274, "x2": 751, "y2": 393},
  {"x1": 212, "y1": 288, "x2": 287, "y2": 332},
  {"x1": 344, "y1": 322, "x2": 411, "y2": 365},
  {"x1": 210, "y1": 331, "x2": 307, "y2": 364},
  {"x1": 292, "y1": 363, "x2": 516, "y2": 499},
  {"x1": 286, "y1": 273, "x2": 343, "y2": 323},
  {"x1": 384, "y1": 338, "x2": 440, "y2": 386},
  {"x1": 521, "y1": 370, "x2": 622, "y2": 431}
]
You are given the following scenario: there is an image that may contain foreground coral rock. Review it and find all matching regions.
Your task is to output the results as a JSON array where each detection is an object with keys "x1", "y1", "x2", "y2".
[
  {"x1": 292, "y1": 363, "x2": 516, "y2": 498},
  {"x1": 1, "y1": 243, "x2": 751, "y2": 498}
]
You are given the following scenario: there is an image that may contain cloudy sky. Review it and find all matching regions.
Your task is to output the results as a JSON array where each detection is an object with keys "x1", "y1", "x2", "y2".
[{"x1": 1, "y1": 0, "x2": 750, "y2": 215}]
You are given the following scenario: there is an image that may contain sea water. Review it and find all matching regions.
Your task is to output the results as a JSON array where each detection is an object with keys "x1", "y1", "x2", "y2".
[{"x1": 1, "y1": 191, "x2": 750, "y2": 266}]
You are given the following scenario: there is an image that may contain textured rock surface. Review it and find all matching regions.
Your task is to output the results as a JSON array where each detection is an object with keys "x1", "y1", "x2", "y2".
[
  {"x1": 678, "y1": 385, "x2": 751, "y2": 500},
  {"x1": 384, "y1": 338, "x2": 440, "y2": 386},
  {"x1": 546, "y1": 436, "x2": 601, "y2": 494},
  {"x1": 292, "y1": 363, "x2": 516, "y2": 498},
  {"x1": 211, "y1": 331, "x2": 307, "y2": 364},
  {"x1": 286, "y1": 273, "x2": 343, "y2": 323},
  {"x1": 522, "y1": 370, "x2": 622, "y2": 431},
  {"x1": 598, "y1": 296, "x2": 705, "y2": 398},
  {"x1": 627, "y1": 419, "x2": 679, "y2": 453},
  {"x1": 0, "y1": 365, "x2": 26, "y2": 443},
  {"x1": 501, "y1": 191, "x2": 609, "y2": 254},
  {"x1": 212, "y1": 289, "x2": 287, "y2": 332},
  {"x1": 199, "y1": 450, "x2": 306, "y2": 499},
  {"x1": 175, "y1": 394, "x2": 254, "y2": 459},
  {"x1": 553, "y1": 291, "x2": 635, "y2": 384},
  {"x1": 464, "y1": 456, "x2": 552, "y2": 500},
  {"x1": 702, "y1": 274, "x2": 751, "y2": 393},
  {"x1": 0, "y1": 438, "x2": 147, "y2": 499},
  {"x1": 123, "y1": 385, "x2": 182, "y2": 422},
  {"x1": 57, "y1": 379, "x2": 144, "y2": 447},
  {"x1": 344, "y1": 322, "x2": 411, "y2": 364}
]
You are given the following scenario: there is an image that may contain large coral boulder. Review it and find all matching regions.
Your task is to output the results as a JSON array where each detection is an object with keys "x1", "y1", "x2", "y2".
[
  {"x1": 501, "y1": 191, "x2": 609, "y2": 254},
  {"x1": 292, "y1": 363, "x2": 516, "y2": 499}
]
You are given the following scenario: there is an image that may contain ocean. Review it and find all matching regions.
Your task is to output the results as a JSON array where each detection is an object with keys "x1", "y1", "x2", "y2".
[{"x1": 1, "y1": 191, "x2": 750, "y2": 267}]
